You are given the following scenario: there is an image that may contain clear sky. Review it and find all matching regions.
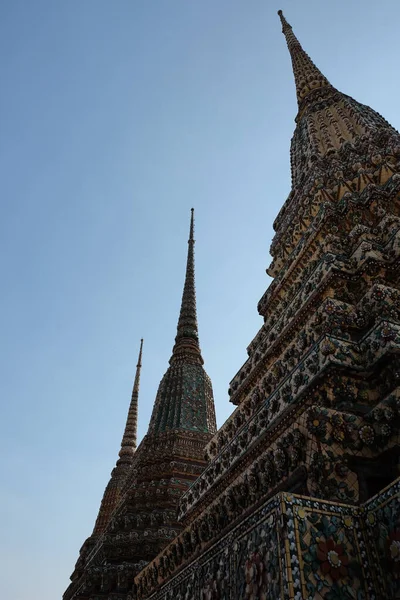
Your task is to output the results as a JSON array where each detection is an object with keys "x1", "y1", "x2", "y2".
[{"x1": 1, "y1": 1, "x2": 399, "y2": 598}]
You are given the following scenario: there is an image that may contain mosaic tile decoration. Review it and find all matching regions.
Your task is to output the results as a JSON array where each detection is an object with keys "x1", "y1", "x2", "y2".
[
  {"x1": 139, "y1": 480, "x2": 400, "y2": 600},
  {"x1": 363, "y1": 477, "x2": 400, "y2": 599}
]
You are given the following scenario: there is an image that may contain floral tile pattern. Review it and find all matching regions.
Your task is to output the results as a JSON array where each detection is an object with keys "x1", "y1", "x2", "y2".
[
  {"x1": 363, "y1": 478, "x2": 400, "y2": 599},
  {"x1": 281, "y1": 494, "x2": 372, "y2": 600},
  {"x1": 139, "y1": 480, "x2": 400, "y2": 599}
]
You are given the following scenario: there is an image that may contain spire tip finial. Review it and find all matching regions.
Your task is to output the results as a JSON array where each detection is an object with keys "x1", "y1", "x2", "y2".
[
  {"x1": 278, "y1": 9, "x2": 331, "y2": 106},
  {"x1": 117, "y1": 337, "x2": 143, "y2": 463},
  {"x1": 170, "y1": 209, "x2": 202, "y2": 363},
  {"x1": 189, "y1": 208, "x2": 195, "y2": 242},
  {"x1": 137, "y1": 338, "x2": 143, "y2": 367},
  {"x1": 278, "y1": 9, "x2": 291, "y2": 31}
]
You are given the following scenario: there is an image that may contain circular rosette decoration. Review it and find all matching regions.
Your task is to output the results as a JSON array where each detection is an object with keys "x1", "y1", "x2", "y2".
[
  {"x1": 317, "y1": 539, "x2": 349, "y2": 581},
  {"x1": 307, "y1": 408, "x2": 328, "y2": 439},
  {"x1": 359, "y1": 424, "x2": 375, "y2": 445}
]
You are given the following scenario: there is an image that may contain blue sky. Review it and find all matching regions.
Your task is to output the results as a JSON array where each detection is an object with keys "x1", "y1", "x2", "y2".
[{"x1": 1, "y1": 1, "x2": 399, "y2": 598}]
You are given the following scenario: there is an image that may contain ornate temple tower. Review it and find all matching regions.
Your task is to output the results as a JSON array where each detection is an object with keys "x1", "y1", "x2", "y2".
[
  {"x1": 63, "y1": 210, "x2": 217, "y2": 600},
  {"x1": 93, "y1": 338, "x2": 143, "y2": 538},
  {"x1": 134, "y1": 12, "x2": 400, "y2": 600},
  {"x1": 63, "y1": 339, "x2": 144, "y2": 598},
  {"x1": 65, "y1": 338, "x2": 144, "y2": 588}
]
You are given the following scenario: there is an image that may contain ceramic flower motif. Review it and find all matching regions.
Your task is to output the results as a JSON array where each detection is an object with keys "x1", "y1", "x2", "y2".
[{"x1": 317, "y1": 539, "x2": 349, "y2": 581}]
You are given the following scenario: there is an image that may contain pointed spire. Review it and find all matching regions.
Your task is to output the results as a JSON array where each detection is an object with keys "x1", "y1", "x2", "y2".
[
  {"x1": 278, "y1": 10, "x2": 333, "y2": 107},
  {"x1": 117, "y1": 338, "x2": 143, "y2": 464},
  {"x1": 170, "y1": 209, "x2": 203, "y2": 365}
]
